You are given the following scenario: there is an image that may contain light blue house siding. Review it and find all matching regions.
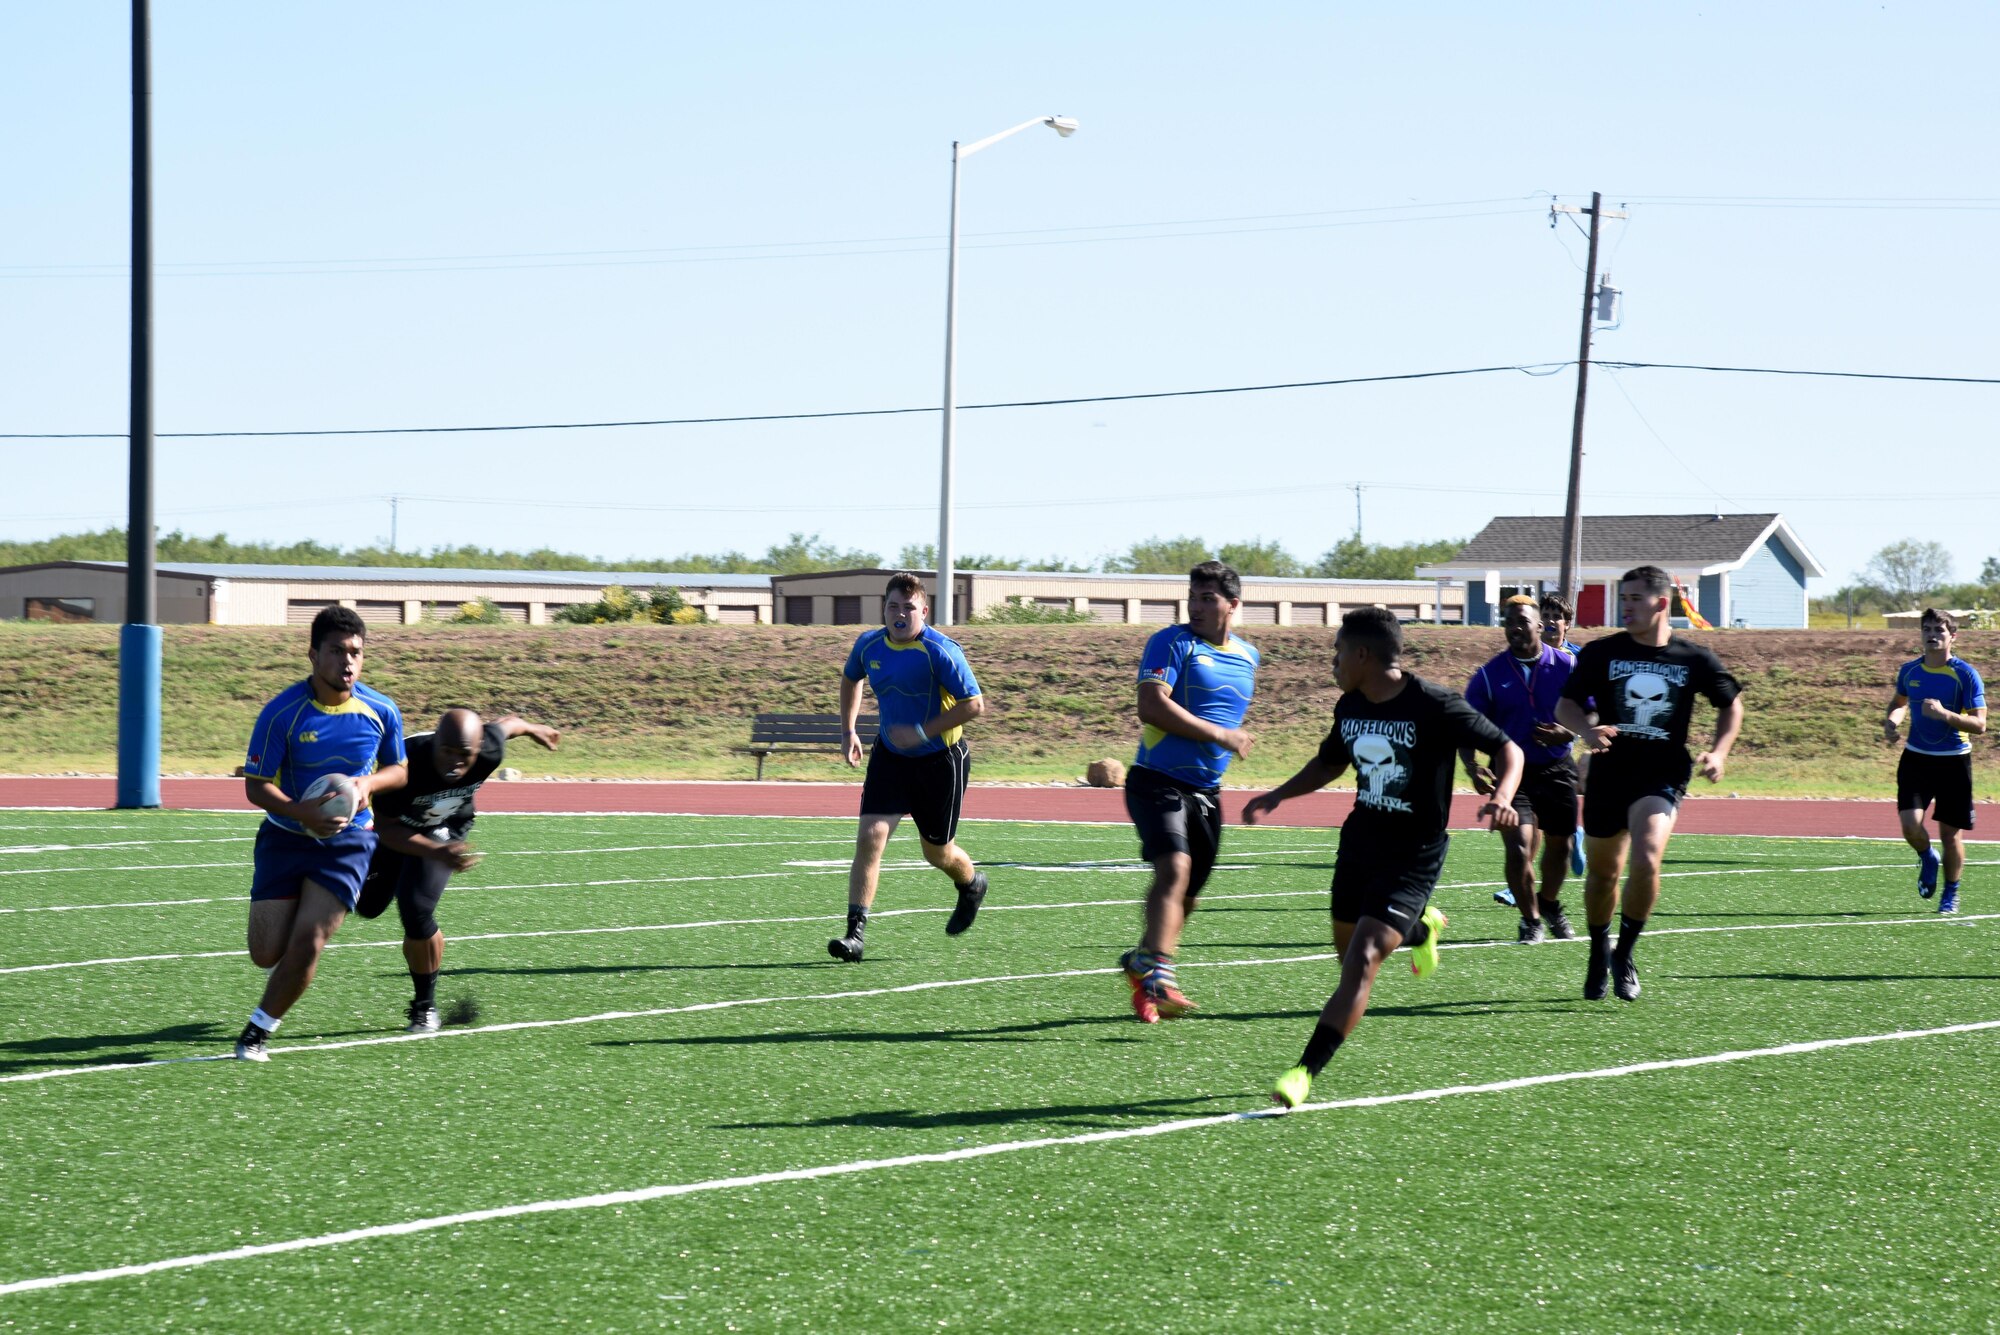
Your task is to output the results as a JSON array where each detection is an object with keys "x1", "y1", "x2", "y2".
[
  {"x1": 1697, "y1": 573, "x2": 1725, "y2": 626},
  {"x1": 1728, "y1": 534, "x2": 1808, "y2": 627}
]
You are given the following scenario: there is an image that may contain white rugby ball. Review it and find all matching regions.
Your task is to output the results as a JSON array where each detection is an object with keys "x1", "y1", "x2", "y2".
[{"x1": 299, "y1": 773, "x2": 360, "y2": 836}]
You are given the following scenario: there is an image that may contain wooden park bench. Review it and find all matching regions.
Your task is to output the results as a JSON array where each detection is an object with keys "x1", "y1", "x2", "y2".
[{"x1": 738, "y1": 713, "x2": 878, "y2": 780}]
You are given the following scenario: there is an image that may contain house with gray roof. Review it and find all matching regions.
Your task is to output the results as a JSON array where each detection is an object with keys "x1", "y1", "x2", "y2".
[{"x1": 1415, "y1": 513, "x2": 1825, "y2": 628}]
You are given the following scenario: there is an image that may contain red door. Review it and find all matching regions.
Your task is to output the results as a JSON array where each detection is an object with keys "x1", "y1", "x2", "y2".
[{"x1": 1575, "y1": 583, "x2": 1606, "y2": 627}]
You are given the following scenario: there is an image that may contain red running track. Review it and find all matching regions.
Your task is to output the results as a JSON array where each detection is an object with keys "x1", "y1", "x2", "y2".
[{"x1": 1, "y1": 776, "x2": 1987, "y2": 840}]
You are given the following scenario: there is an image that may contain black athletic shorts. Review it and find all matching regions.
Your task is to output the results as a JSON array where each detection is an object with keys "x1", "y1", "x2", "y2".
[
  {"x1": 1123, "y1": 764, "x2": 1223, "y2": 898},
  {"x1": 1897, "y1": 750, "x2": 1976, "y2": 830},
  {"x1": 1581, "y1": 757, "x2": 1690, "y2": 839},
  {"x1": 1330, "y1": 831, "x2": 1449, "y2": 932},
  {"x1": 357, "y1": 845, "x2": 453, "y2": 940},
  {"x1": 1512, "y1": 758, "x2": 1580, "y2": 837},
  {"x1": 859, "y1": 738, "x2": 970, "y2": 846}
]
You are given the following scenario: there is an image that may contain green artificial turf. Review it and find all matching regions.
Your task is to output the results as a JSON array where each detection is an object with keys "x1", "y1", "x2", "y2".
[{"x1": 0, "y1": 810, "x2": 1995, "y2": 1331}]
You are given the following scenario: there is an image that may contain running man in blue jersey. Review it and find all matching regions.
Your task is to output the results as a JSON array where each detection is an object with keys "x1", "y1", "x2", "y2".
[
  {"x1": 1884, "y1": 609, "x2": 1988, "y2": 913},
  {"x1": 1539, "y1": 591, "x2": 1589, "y2": 880},
  {"x1": 1462, "y1": 596, "x2": 1579, "y2": 942},
  {"x1": 1119, "y1": 560, "x2": 1259, "y2": 1021},
  {"x1": 828, "y1": 572, "x2": 989, "y2": 962},
  {"x1": 234, "y1": 606, "x2": 408, "y2": 1060}
]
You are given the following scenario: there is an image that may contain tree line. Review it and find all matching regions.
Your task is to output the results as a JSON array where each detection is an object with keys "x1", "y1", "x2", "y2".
[{"x1": 3, "y1": 528, "x2": 1465, "y2": 582}]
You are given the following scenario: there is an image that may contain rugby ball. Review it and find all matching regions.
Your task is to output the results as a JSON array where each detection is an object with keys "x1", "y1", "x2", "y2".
[{"x1": 299, "y1": 773, "x2": 360, "y2": 836}]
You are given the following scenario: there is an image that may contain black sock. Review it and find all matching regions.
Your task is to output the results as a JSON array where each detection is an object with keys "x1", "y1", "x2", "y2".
[
  {"x1": 845, "y1": 906, "x2": 868, "y2": 938},
  {"x1": 1588, "y1": 922, "x2": 1611, "y2": 953},
  {"x1": 1403, "y1": 919, "x2": 1430, "y2": 949},
  {"x1": 412, "y1": 970, "x2": 439, "y2": 1005},
  {"x1": 1300, "y1": 1024, "x2": 1345, "y2": 1077},
  {"x1": 1537, "y1": 895, "x2": 1564, "y2": 914},
  {"x1": 954, "y1": 871, "x2": 978, "y2": 891},
  {"x1": 1616, "y1": 913, "x2": 1645, "y2": 955}
]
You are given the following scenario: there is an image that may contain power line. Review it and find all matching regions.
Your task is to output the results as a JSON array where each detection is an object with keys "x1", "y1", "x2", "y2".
[
  {"x1": 0, "y1": 363, "x2": 1571, "y2": 440},
  {"x1": 5, "y1": 358, "x2": 1995, "y2": 445}
]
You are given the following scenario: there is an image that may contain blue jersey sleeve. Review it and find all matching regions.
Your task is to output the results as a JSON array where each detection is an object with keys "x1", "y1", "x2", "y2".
[
  {"x1": 244, "y1": 691, "x2": 294, "y2": 782},
  {"x1": 1964, "y1": 663, "x2": 1987, "y2": 710},
  {"x1": 376, "y1": 700, "x2": 407, "y2": 769},
  {"x1": 931, "y1": 637, "x2": 981, "y2": 700},
  {"x1": 1896, "y1": 662, "x2": 1916, "y2": 698},
  {"x1": 1137, "y1": 628, "x2": 1186, "y2": 689},
  {"x1": 841, "y1": 633, "x2": 870, "y2": 683}
]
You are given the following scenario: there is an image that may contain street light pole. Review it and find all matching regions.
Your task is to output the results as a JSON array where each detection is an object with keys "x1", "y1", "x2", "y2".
[{"x1": 936, "y1": 114, "x2": 1076, "y2": 626}]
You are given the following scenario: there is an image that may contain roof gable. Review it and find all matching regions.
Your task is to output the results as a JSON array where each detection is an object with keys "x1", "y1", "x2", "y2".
[{"x1": 1450, "y1": 514, "x2": 1785, "y2": 567}]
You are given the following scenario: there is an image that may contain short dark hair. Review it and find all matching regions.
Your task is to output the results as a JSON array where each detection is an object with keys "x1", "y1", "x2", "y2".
[
  {"x1": 1620, "y1": 565, "x2": 1672, "y2": 596},
  {"x1": 1538, "y1": 593, "x2": 1573, "y2": 622},
  {"x1": 309, "y1": 605, "x2": 367, "y2": 651},
  {"x1": 884, "y1": 572, "x2": 929, "y2": 603},
  {"x1": 1338, "y1": 606, "x2": 1403, "y2": 660},
  {"x1": 1921, "y1": 607, "x2": 1958, "y2": 634},
  {"x1": 1188, "y1": 560, "x2": 1241, "y2": 603}
]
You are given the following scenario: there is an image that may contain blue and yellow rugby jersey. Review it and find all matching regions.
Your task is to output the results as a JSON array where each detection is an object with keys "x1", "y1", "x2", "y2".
[
  {"x1": 1897, "y1": 656, "x2": 1986, "y2": 756},
  {"x1": 1132, "y1": 625, "x2": 1259, "y2": 788},
  {"x1": 842, "y1": 626, "x2": 982, "y2": 757},
  {"x1": 243, "y1": 680, "x2": 407, "y2": 833}
]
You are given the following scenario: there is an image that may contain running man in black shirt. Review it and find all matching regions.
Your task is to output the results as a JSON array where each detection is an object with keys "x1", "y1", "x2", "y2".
[
  {"x1": 360, "y1": 708, "x2": 562, "y2": 1031},
  {"x1": 1247, "y1": 608, "x2": 1523, "y2": 1110},
  {"x1": 1556, "y1": 566, "x2": 1742, "y2": 1002}
]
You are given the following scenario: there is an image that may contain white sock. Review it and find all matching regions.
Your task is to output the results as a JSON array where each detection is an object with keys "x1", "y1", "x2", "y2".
[{"x1": 249, "y1": 1007, "x2": 282, "y2": 1032}]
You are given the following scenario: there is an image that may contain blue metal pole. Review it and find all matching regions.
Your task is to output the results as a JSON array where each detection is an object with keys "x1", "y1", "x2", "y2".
[{"x1": 117, "y1": 0, "x2": 160, "y2": 809}]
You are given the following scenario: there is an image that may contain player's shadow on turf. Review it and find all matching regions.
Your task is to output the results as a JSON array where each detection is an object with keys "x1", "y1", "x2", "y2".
[
  {"x1": 0, "y1": 1022, "x2": 224, "y2": 1073},
  {"x1": 717, "y1": 1092, "x2": 1239, "y2": 1132},
  {"x1": 440, "y1": 961, "x2": 829, "y2": 978},
  {"x1": 606, "y1": 1009, "x2": 1328, "y2": 1056},
  {"x1": 1365, "y1": 998, "x2": 1583, "y2": 1019}
]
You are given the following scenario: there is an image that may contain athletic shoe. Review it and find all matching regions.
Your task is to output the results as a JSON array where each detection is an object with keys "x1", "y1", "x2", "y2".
[
  {"x1": 1517, "y1": 919, "x2": 1547, "y2": 944},
  {"x1": 233, "y1": 1021, "x2": 271, "y2": 1062},
  {"x1": 1271, "y1": 1065, "x2": 1312, "y2": 1111},
  {"x1": 1919, "y1": 849, "x2": 1941, "y2": 899},
  {"x1": 1584, "y1": 940, "x2": 1610, "y2": 1000},
  {"x1": 1409, "y1": 906, "x2": 1448, "y2": 979},
  {"x1": 1119, "y1": 949, "x2": 1160, "y2": 1024},
  {"x1": 827, "y1": 933, "x2": 864, "y2": 963},
  {"x1": 1569, "y1": 839, "x2": 1586, "y2": 876},
  {"x1": 1939, "y1": 886, "x2": 1960, "y2": 915},
  {"x1": 1611, "y1": 948, "x2": 1641, "y2": 1001},
  {"x1": 406, "y1": 1000, "x2": 441, "y2": 1034},
  {"x1": 944, "y1": 872, "x2": 988, "y2": 936},
  {"x1": 1542, "y1": 905, "x2": 1576, "y2": 940},
  {"x1": 1492, "y1": 886, "x2": 1517, "y2": 907}
]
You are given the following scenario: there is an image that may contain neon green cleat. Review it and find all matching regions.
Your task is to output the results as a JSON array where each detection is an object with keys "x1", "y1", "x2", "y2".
[
  {"x1": 1271, "y1": 1065, "x2": 1312, "y2": 1110},
  {"x1": 1408, "y1": 905, "x2": 1448, "y2": 979}
]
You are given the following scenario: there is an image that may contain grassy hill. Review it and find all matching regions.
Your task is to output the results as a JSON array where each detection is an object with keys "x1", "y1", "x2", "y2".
[{"x1": 0, "y1": 622, "x2": 1992, "y2": 796}]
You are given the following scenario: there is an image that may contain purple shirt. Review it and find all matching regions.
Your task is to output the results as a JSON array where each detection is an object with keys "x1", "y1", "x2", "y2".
[{"x1": 1464, "y1": 644, "x2": 1575, "y2": 767}]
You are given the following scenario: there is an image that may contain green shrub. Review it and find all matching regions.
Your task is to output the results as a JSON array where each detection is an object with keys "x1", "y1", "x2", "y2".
[
  {"x1": 555, "y1": 585, "x2": 708, "y2": 625},
  {"x1": 450, "y1": 597, "x2": 509, "y2": 625},
  {"x1": 967, "y1": 597, "x2": 1093, "y2": 625}
]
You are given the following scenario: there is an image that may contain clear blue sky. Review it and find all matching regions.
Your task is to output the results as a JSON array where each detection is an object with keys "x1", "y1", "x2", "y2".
[{"x1": 4, "y1": 2, "x2": 1995, "y2": 587}]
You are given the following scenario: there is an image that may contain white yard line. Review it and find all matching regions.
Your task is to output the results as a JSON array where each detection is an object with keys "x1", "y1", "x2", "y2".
[
  {"x1": 4, "y1": 911, "x2": 1995, "y2": 1077},
  {"x1": 3, "y1": 1015, "x2": 1995, "y2": 1298},
  {"x1": 4, "y1": 858, "x2": 1991, "y2": 970},
  {"x1": 0, "y1": 837, "x2": 253, "y2": 855},
  {"x1": 0, "y1": 861, "x2": 241, "y2": 878}
]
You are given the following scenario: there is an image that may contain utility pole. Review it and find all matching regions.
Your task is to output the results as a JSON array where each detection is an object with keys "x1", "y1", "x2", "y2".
[
  {"x1": 1550, "y1": 193, "x2": 1626, "y2": 610},
  {"x1": 389, "y1": 495, "x2": 399, "y2": 552},
  {"x1": 1352, "y1": 484, "x2": 1363, "y2": 541},
  {"x1": 117, "y1": 0, "x2": 160, "y2": 809}
]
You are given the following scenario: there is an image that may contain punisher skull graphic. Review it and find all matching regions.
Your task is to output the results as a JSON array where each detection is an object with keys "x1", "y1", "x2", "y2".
[
  {"x1": 1351, "y1": 733, "x2": 1408, "y2": 804},
  {"x1": 1622, "y1": 672, "x2": 1672, "y2": 732}
]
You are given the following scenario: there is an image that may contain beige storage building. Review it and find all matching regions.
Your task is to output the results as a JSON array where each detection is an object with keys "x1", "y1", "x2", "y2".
[
  {"x1": 768, "y1": 568, "x2": 1465, "y2": 626},
  {"x1": 0, "y1": 562, "x2": 774, "y2": 626}
]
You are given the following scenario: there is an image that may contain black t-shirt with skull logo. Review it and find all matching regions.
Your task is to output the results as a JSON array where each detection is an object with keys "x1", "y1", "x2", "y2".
[
  {"x1": 1317, "y1": 674, "x2": 1509, "y2": 843},
  {"x1": 371, "y1": 722, "x2": 508, "y2": 841},
  {"x1": 1562, "y1": 634, "x2": 1741, "y2": 783}
]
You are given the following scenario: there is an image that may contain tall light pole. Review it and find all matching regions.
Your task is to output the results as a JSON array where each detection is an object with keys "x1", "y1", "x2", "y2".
[
  {"x1": 936, "y1": 114, "x2": 1077, "y2": 626},
  {"x1": 118, "y1": 0, "x2": 161, "y2": 809}
]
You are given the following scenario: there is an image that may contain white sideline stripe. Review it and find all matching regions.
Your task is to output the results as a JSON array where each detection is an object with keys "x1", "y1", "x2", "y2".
[
  {"x1": 3, "y1": 861, "x2": 1991, "y2": 972},
  {"x1": 0, "y1": 861, "x2": 239, "y2": 877},
  {"x1": 6, "y1": 911, "x2": 1997, "y2": 1079},
  {"x1": 5, "y1": 1017, "x2": 1997, "y2": 1297},
  {"x1": 0, "y1": 837, "x2": 253, "y2": 855}
]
